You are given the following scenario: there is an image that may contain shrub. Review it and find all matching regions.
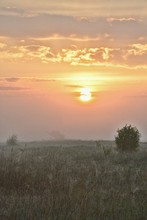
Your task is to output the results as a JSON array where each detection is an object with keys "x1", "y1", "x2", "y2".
[
  {"x1": 6, "y1": 134, "x2": 18, "y2": 146},
  {"x1": 115, "y1": 125, "x2": 140, "y2": 152}
]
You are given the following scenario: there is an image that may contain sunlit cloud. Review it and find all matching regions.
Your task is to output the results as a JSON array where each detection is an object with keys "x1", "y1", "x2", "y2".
[
  {"x1": 75, "y1": 16, "x2": 94, "y2": 23},
  {"x1": 19, "y1": 45, "x2": 55, "y2": 63},
  {"x1": 127, "y1": 43, "x2": 147, "y2": 56},
  {"x1": 29, "y1": 34, "x2": 101, "y2": 42},
  {"x1": 107, "y1": 17, "x2": 142, "y2": 25},
  {"x1": 1, "y1": 40, "x2": 147, "y2": 68},
  {"x1": 0, "y1": 43, "x2": 7, "y2": 48},
  {"x1": 121, "y1": 43, "x2": 147, "y2": 68}
]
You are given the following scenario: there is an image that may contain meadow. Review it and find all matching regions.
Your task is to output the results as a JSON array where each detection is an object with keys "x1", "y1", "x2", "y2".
[{"x1": 0, "y1": 140, "x2": 147, "y2": 220}]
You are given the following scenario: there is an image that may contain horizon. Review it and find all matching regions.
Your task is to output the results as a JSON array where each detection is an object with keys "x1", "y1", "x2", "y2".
[{"x1": 1, "y1": 135, "x2": 147, "y2": 144}]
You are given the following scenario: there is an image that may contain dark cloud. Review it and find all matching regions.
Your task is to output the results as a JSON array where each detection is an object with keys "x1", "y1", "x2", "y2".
[
  {"x1": 65, "y1": 85, "x2": 83, "y2": 89},
  {"x1": 0, "y1": 6, "x2": 25, "y2": 16},
  {"x1": 0, "y1": 77, "x2": 56, "y2": 83},
  {"x1": 5, "y1": 77, "x2": 20, "y2": 82},
  {"x1": 0, "y1": 12, "x2": 146, "y2": 41},
  {"x1": 0, "y1": 14, "x2": 109, "y2": 38},
  {"x1": 0, "y1": 86, "x2": 27, "y2": 91},
  {"x1": 31, "y1": 78, "x2": 56, "y2": 82}
]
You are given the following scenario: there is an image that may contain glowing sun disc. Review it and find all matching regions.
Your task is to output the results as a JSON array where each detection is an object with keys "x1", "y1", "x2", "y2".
[{"x1": 80, "y1": 87, "x2": 92, "y2": 102}]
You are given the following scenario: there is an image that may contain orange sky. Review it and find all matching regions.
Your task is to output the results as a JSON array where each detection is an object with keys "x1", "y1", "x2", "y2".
[{"x1": 0, "y1": 0, "x2": 147, "y2": 141}]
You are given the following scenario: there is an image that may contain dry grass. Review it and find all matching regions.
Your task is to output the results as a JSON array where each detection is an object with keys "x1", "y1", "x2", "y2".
[{"x1": 0, "y1": 141, "x2": 147, "y2": 220}]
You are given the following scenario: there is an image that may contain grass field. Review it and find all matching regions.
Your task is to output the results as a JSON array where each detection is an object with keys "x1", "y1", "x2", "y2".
[{"x1": 0, "y1": 140, "x2": 147, "y2": 220}]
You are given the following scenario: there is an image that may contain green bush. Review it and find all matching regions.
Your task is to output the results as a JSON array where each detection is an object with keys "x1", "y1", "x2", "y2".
[
  {"x1": 6, "y1": 134, "x2": 18, "y2": 146},
  {"x1": 115, "y1": 125, "x2": 140, "y2": 152}
]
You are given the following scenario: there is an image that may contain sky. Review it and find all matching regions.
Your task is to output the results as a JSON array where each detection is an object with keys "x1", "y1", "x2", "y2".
[{"x1": 0, "y1": 0, "x2": 147, "y2": 141}]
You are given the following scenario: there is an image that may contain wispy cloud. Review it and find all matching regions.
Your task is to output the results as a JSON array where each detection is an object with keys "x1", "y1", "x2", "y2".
[
  {"x1": 0, "y1": 6, "x2": 26, "y2": 17},
  {"x1": 0, "y1": 12, "x2": 146, "y2": 41},
  {"x1": 0, "y1": 86, "x2": 27, "y2": 91},
  {"x1": 0, "y1": 0, "x2": 147, "y2": 17},
  {"x1": 29, "y1": 34, "x2": 101, "y2": 42},
  {"x1": 65, "y1": 85, "x2": 83, "y2": 89},
  {"x1": 5, "y1": 77, "x2": 20, "y2": 82},
  {"x1": 107, "y1": 17, "x2": 142, "y2": 25},
  {"x1": 31, "y1": 78, "x2": 56, "y2": 82}
]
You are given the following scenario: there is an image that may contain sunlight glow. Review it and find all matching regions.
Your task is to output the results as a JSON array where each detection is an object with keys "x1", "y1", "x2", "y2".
[{"x1": 80, "y1": 87, "x2": 92, "y2": 102}]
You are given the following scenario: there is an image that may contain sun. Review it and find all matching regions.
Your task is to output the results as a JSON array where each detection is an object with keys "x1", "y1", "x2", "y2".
[{"x1": 80, "y1": 87, "x2": 92, "y2": 102}]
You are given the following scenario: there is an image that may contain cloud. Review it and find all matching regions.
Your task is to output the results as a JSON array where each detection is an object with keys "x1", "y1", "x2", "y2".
[
  {"x1": 0, "y1": 14, "x2": 109, "y2": 38},
  {"x1": 107, "y1": 17, "x2": 142, "y2": 25},
  {"x1": 0, "y1": 77, "x2": 57, "y2": 83},
  {"x1": 65, "y1": 85, "x2": 83, "y2": 89},
  {"x1": 127, "y1": 43, "x2": 147, "y2": 56},
  {"x1": 19, "y1": 45, "x2": 55, "y2": 62},
  {"x1": 0, "y1": 86, "x2": 27, "y2": 91},
  {"x1": 0, "y1": 6, "x2": 26, "y2": 17},
  {"x1": 122, "y1": 43, "x2": 147, "y2": 67},
  {"x1": 31, "y1": 78, "x2": 56, "y2": 82},
  {"x1": 0, "y1": 0, "x2": 147, "y2": 17},
  {"x1": 1, "y1": 40, "x2": 147, "y2": 68},
  {"x1": 0, "y1": 43, "x2": 7, "y2": 48},
  {"x1": 75, "y1": 16, "x2": 93, "y2": 23},
  {"x1": 29, "y1": 34, "x2": 101, "y2": 42},
  {"x1": 0, "y1": 12, "x2": 146, "y2": 45},
  {"x1": 5, "y1": 77, "x2": 20, "y2": 82},
  {"x1": 0, "y1": 44, "x2": 54, "y2": 62},
  {"x1": 54, "y1": 47, "x2": 120, "y2": 66}
]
